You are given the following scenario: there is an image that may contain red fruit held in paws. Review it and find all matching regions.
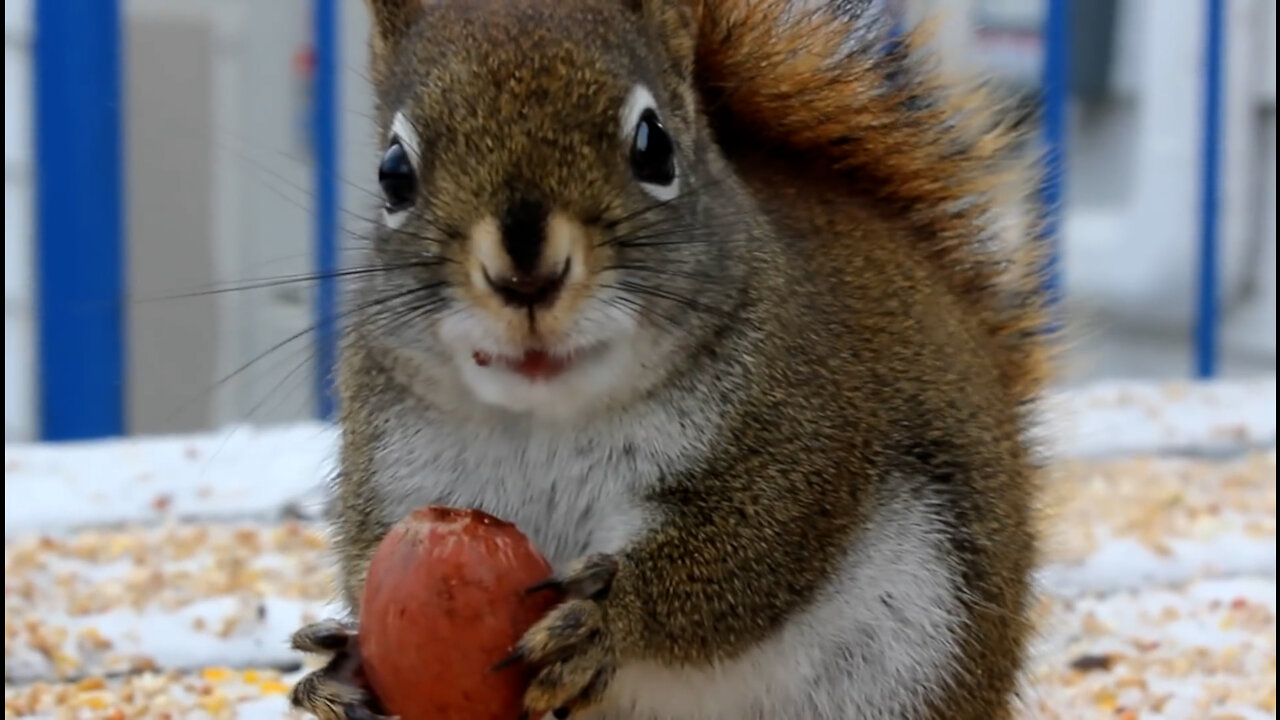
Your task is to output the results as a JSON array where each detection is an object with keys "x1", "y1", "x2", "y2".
[{"x1": 359, "y1": 506, "x2": 562, "y2": 720}]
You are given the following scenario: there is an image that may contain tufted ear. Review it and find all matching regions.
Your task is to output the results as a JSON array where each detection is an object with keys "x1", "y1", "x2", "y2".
[
  {"x1": 639, "y1": 0, "x2": 700, "y2": 79},
  {"x1": 365, "y1": 0, "x2": 424, "y2": 77}
]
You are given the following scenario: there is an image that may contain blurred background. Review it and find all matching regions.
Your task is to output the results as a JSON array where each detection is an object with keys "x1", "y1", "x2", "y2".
[{"x1": 3, "y1": 0, "x2": 1276, "y2": 442}]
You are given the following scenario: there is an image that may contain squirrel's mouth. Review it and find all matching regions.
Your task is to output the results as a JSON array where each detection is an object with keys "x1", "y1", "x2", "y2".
[{"x1": 471, "y1": 344, "x2": 606, "y2": 382}]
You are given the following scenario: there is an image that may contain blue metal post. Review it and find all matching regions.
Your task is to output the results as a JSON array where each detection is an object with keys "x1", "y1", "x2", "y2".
[
  {"x1": 313, "y1": 0, "x2": 340, "y2": 419},
  {"x1": 1039, "y1": 0, "x2": 1070, "y2": 321},
  {"x1": 885, "y1": 0, "x2": 907, "y2": 39},
  {"x1": 1195, "y1": 0, "x2": 1225, "y2": 378},
  {"x1": 33, "y1": 0, "x2": 126, "y2": 440}
]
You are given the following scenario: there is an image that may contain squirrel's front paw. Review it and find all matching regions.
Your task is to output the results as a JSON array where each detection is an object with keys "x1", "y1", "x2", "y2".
[
  {"x1": 289, "y1": 619, "x2": 395, "y2": 720},
  {"x1": 498, "y1": 553, "x2": 621, "y2": 718}
]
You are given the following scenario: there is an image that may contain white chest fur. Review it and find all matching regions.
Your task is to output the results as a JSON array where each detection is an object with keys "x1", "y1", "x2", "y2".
[
  {"x1": 366, "y1": 394, "x2": 715, "y2": 566},
  {"x1": 362, "y1": 368, "x2": 963, "y2": 719}
]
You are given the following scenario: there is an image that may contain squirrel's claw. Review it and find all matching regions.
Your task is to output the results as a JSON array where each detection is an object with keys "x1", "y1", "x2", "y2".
[
  {"x1": 518, "y1": 598, "x2": 617, "y2": 717},
  {"x1": 290, "y1": 618, "x2": 357, "y2": 654},
  {"x1": 289, "y1": 661, "x2": 394, "y2": 720},
  {"x1": 289, "y1": 619, "x2": 395, "y2": 720},
  {"x1": 525, "y1": 552, "x2": 619, "y2": 600},
  {"x1": 514, "y1": 554, "x2": 622, "y2": 717}
]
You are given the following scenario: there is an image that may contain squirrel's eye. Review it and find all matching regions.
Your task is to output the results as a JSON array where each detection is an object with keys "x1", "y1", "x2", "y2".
[
  {"x1": 629, "y1": 109, "x2": 676, "y2": 187},
  {"x1": 378, "y1": 141, "x2": 417, "y2": 212}
]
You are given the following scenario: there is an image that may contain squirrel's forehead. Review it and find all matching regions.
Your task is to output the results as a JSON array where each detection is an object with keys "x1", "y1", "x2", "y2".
[
  {"x1": 409, "y1": 2, "x2": 651, "y2": 81},
  {"x1": 382, "y1": 3, "x2": 666, "y2": 140},
  {"x1": 400, "y1": 48, "x2": 644, "y2": 130}
]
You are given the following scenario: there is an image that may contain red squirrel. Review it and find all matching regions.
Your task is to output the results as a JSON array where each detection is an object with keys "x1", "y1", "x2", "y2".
[{"x1": 290, "y1": 0, "x2": 1050, "y2": 717}]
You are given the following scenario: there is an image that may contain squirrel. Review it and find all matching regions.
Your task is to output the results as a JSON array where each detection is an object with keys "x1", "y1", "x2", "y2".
[{"x1": 289, "y1": 0, "x2": 1051, "y2": 718}]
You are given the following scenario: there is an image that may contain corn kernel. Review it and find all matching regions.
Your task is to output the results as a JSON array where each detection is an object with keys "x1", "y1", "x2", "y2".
[
  {"x1": 200, "y1": 667, "x2": 232, "y2": 682},
  {"x1": 74, "y1": 693, "x2": 109, "y2": 710},
  {"x1": 257, "y1": 680, "x2": 290, "y2": 696},
  {"x1": 74, "y1": 677, "x2": 106, "y2": 692},
  {"x1": 197, "y1": 692, "x2": 228, "y2": 714}
]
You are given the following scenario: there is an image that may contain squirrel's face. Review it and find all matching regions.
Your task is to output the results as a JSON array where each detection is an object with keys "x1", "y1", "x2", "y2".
[{"x1": 358, "y1": 0, "x2": 753, "y2": 418}]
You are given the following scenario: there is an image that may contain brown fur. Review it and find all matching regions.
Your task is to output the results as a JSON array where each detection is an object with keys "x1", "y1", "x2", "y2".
[
  {"x1": 288, "y1": 1, "x2": 1050, "y2": 719},
  {"x1": 689, "y1": 0, "x2": 1050, "y2": 404}
]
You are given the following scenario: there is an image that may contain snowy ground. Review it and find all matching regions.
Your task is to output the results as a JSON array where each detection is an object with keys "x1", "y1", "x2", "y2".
[{"x1": 4, "y1": 378, "x2": 1276, "y2": 719}]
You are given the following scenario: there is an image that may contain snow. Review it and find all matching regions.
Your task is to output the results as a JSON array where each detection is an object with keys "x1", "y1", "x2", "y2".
[
  {"x1": 235, "y1": 696, "x2": 297, "y2": 720},
  {"x1": 4, "y1": 423, "x2": 336, "y2": 539},
  {"x1": 1039, "y1": 533, "x2": 1277, "y2": 599},
  {"x1": 4, "y1": 597, "x2": 327, "y2": 685},
  {"x1": 1041, "y1": 376, "x2": 1277, "y2": 460},
  {"x1": 1030, "y1": 576, "x2": 1277, "y2": 719}
]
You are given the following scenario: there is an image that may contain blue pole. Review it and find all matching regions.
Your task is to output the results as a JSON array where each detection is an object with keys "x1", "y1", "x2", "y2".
[
  {"x1": 885, "y1": 0, "x2": 907, "y2": 39},
  {"x1": 33, "y1": 0, "x2": 126, "y2": 440},
  {"x1": 1039, "y1": 0, "x2": 1070, "y2": 321},
  {"x1": 313, "y1": 0, "x2": 340, "y2": 419},
  {"x1": 1194, "y1": 0, "x2": 1225, "y2": 379}
]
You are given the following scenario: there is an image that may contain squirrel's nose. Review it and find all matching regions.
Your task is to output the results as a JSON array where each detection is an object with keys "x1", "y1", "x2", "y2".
[
  {"x1": 484, "y1": 262, "x2": 569, "y2": 309},
  {"x1": 500, "y1": 198, "x2": 549, "y2": 276},
  {"x1": 485, "y1": 196, "x2": 569, "y2": 309}
]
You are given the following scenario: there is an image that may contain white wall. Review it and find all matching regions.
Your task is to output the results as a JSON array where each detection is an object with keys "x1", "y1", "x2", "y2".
[
  {"x1": 132, "y1": 0, "x2": 319, "y2": 432},
  {"x1": 5, "y1": 0, "x2": 35, "y2": 442}
]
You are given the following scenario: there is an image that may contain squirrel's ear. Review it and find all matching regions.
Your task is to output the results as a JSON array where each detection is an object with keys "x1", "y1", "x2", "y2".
[
  {"x1": 639, "y1": 0, "x2": 699, "y2": 79},
  {"x1": 364, "y1": 0, "x2": 423, "y2": 72}
]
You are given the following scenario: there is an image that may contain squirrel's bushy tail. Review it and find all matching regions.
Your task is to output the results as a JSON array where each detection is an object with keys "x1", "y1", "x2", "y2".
[{"x1": 691, "y1": 0, "x2": 1051, "y2": 404}]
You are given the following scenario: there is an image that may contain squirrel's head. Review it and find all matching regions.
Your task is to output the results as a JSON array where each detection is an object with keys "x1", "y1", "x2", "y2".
[{"x1": 356, "y1": 0, "x2": 758, "y2": 418}]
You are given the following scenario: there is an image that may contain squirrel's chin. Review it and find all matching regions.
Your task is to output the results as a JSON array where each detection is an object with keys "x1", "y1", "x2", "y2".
[{"x1": 453, "y1": 341, "x2": 643, "y2": 418}]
